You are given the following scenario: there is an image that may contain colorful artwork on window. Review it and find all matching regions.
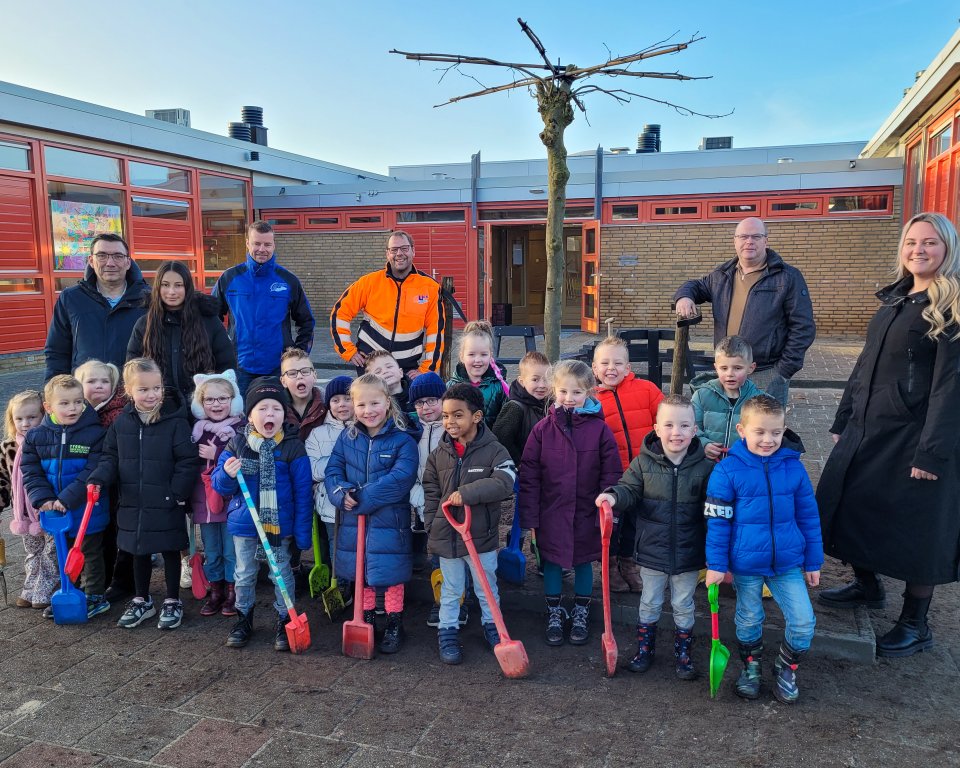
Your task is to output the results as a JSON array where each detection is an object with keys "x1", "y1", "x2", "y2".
[{"x1": 50, "y1": 200, "x2": 123, "y2": 270}]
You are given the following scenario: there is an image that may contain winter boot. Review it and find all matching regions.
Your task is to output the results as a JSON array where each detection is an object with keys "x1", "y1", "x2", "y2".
[
  {"x1": 221, "y1": 582, "x2": 237, "y2": 617},
  {"x1": 200, "y1": 580, "x2": 225, "y2": 617},
  {"x1": 773, "y1": 642, "x2": 805, "y2": 704},
  {"x1": 608, "y1": 559, "x2": 630, "y2": 593},
  {"x1": 875, "y1": 593, "x2": 934, "y2": 658},
  {"x1": 818, "y1": 568, "x2": 885, "y2": 609},
  {"x1": 438, "y1": 626, "x2": 462, "y2": 664},
  {"x1": 380, "y1": 612, "x2": 405, "y2": 654},
  {"x1": 274, "y1": 614, "x2": 291, "y2": 652},
  {"x1": 735, "y1": 641, "x2": 763, "y2": 699},
  {"x1": 627, "y1": 622, "x2": 657, "y2": 672},
  {"x1": 363, "y1": 609, "x2": 377, "y2": 630},
  {"x1": 569, "y1": 597, "x2": 591, "y2": 645},
  {"x1": 545, "y1": 596, "x2": 567, "y2": 646},
  {"x1": 226, "y1": 606, "x2": 254, "y2": 648},
  {"x1": 674, "y1": 627, "x2": 696, "y2": 680},
  {"x1": 618, "y1": 558, "x2": 643, "y2": 593}
]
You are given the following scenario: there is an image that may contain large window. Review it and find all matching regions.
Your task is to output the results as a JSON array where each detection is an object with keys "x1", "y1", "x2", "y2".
[
  {"x1": 48, "y1": 182, "x2": 124, "y2": 271},
  {"x1": 44, "y1": 146, "x2": 121, "y2": 183},
  {"x1": 200, "y1": 174, "x2": 248, "y2": 273}
]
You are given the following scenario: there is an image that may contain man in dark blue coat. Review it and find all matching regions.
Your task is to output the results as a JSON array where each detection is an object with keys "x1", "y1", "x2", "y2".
[
  {"x1": 44, "y1": 233, "x2": 149, "y2": 382},
  {"x1": 212, "y1": 221, "x2": 315, "y2": 397}
]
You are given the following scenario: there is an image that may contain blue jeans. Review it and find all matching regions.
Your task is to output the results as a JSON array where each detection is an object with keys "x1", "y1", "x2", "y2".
[
  {"x1": 438, "y1": 551, "x2": 499, "y2": 630},
  {"x1": 234, "y1": 535, "x2": 294, "y2": 618},
  {"x1": 733, "y1": 568, "x2": 816, "y2": 651},
  {"x1": 637, "y1": 567, "x2": 699, "y2": 629},
  {"x1": 199, "y1": 522, "x2": 235, "y2": 582}
]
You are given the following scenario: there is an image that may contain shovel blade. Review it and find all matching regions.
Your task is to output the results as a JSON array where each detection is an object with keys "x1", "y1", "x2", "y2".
[
  {"x1": 309, "y1": 563, "x2": 330, "y2": 597},
  {"x1": 191, "y1": 554, "x2": 210, "y2": 600},
  {"x1": 493, "y1": 639, "x2": 529, "y2": 679},
  {"x1": 64, "y1": 551, "x2": 84, "y2": 584},
  {"x1": 285, "y1": 611, "x2": 312, "y2": 654},
  {"x1": 430, "y1": 569, "x2": 443, "y2": 603},
  {"x1": 51, "y1": 587, "x2": 88, "y2": 625},
  {"x1": 322, "y1": 582, "x2": 346, "y2": 621},
  {"x1": 342, "y1": 619, "x2": 375, "y2": 659},
  {"x1": 602, "y1": 632, "x2": 618, "y2": 678},
  {"x1": 496, "y1": 548, "x2": 526, "y2": 586},
  {"x1": 709, "y1": 640, "x2": 731, "y2": 697}
]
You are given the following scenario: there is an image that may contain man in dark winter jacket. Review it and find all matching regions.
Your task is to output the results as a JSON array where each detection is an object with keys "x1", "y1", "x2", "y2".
[
  {"x1": 423, "y1": 384, "x2": 516, "y2": 664},
  {"x1": 213, "y1": 221, "x2": 315, "y2": 397},
  {"x1": 673, "y1": 218, "x2": 815, "y2": 405},
  {"x1": 44, "y1": 233, "x2": 150, "y2": 382}
]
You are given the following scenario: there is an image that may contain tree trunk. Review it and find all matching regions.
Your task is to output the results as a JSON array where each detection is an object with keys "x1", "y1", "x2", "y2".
[{"x1": 537, "y1": 79, "x2": 574, "y2": 362}]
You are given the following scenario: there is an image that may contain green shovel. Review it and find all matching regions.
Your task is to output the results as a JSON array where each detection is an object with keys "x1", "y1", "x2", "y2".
[
  {"x1": 708, "y1": 583, "x2": 730, "y2": 698},
  {"x1": 308, "y1": 516, "x2": 330, "y2": 597}
]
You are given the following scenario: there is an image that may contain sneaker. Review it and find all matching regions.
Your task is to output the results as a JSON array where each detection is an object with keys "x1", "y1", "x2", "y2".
[
  {"x1": 15, "y1": 597, "x2": 32, "y2": 608},
  {"x1": 157, "y1": 600, "x2": 183, "y2": 631},
  {"x1": 426, "y1": 602, "x2": 441, "y2": 628},
  {"x1": 179, "y1": 557, "x2": 192, "y2": 589},
  {"x1": 42, "y1": 605, "x2": 55, "y2": 620},
  {"x1": 117, "y1": 598, "x2": 156, "y2": 629},
  {"x1": 31, "y1": 601, "x2": 50, "y2": 610},
  {"x1": 438, "y1": 626, "x2": 462, "y2": 664},
  {"x1": 482, "y1": 622, "x2": 501, "y2": 650},
  {"x1": 86, "y1": 595, "x2": 111, "y2": 619}
]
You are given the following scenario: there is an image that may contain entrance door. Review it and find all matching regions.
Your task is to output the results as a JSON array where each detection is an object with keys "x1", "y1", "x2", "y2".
[{"x1": 580, "y1": 220, "x2": 600, "y2": 333}]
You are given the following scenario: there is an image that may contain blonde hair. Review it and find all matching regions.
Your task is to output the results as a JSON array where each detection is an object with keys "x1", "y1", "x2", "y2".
[
  {"x1": 348, "y1": 373, "x2": 407, "y2": 437},
  {"x1": 74, "y1": 359, "x2": 120, "y2": 390},
  {"x1": 518, "y1": 350, "x2": 550, "y2": 377},
  {"x1": 123, "y1": 358, "x2": 164, "y2": 423},
  {"x1": 740, "y1": 394, "x2": 785, "y2": 424},
  {"x1": 279, "y1": 346, "x2": 312, "y2": 366},
  {"x1": 458, "y1": 320, "x2": 495, "y2": 361},
  {"x1": 363, "y1": 349, "x2": 399, "y2": 369},
  {"x1": 43, "y1": 374, "x2": 83, "y2": 404},
  {"x1": 895, "y1": 212, "x2": 960, "y2": 340},
  {"x1": 593, "y1": 335, "x2": 629, "y2": 361},
  {"x1": 194, "y1": 376, "x2": 236, "y2": 404},
  {"x1": 4, "y1": 389, "x2": 43, "y2": 441},
  {"x1": 551, "y1": 359, "x2": 595, "y2": 394}
]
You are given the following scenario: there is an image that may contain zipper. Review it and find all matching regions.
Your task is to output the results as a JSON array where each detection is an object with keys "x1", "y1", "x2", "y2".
[
  {"x1": 135, "y1": 424, "x2": 144, "y2": 553},
  {"x1": 763, "y1": 461, "x2": 776, "y2": 571},
  {"x1": 612, "y1": 391, "x2": 634, "y2": 460},
  {"x1": 389, "y1": 276, "x2": 404, "y2": 349},
  {"x1": 56, "y1": 429, "x2": 66, "y2": 496},
  {"x1": 670, "y1": 466, "x2": 678, "y2": 573},
  {"x1": 907, "y1": 348, "x2": 915, "y2": 394},
  {"x1": 452, "y1": 454, "x2": 463, "y2": 554}
]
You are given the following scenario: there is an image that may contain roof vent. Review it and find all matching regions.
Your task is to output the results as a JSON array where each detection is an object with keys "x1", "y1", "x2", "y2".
[
  {"x1": 699, "y1": 136, "x2": 733, "y2": 150},
  {"x1": 145, "y1": 108, "x2": 191, "y2": 127}
]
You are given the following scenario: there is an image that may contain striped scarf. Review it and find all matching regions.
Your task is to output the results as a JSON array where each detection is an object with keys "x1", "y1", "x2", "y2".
[{"x1": 239, "y1": 424, "x2": 282, "y2": 558}]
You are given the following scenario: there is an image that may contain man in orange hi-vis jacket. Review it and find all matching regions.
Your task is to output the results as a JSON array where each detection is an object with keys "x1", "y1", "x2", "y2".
[{"x1": 330, "y1": 230, "x2": 445, "y2": 380}]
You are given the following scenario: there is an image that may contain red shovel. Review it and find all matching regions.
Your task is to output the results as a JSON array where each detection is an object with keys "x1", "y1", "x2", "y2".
[
  {"x1": 442, "y1": 501, "x2": 529, "y2": 679},
  {"x1": 188, "y1": 523, "x2": 210, "y2": 601},
  {"x1": 599, "y1": 500, "x2": 619, "y2": 677},
  {"x1": 342, "y1": 513, "x2": 375, "y2": 659},
  {"x1": 64, "y1": 484, "x2": 100, "y2": 583}
]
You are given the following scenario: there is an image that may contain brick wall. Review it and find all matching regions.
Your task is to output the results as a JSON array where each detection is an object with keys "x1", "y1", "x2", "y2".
[{"x1": 599, "y1": 191, "x2": 903, "y2": 335}]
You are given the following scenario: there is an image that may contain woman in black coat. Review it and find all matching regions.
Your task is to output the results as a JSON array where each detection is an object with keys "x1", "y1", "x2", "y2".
[
  {"x1": 127, "y1": 261, "x2": 235, "y2": 401},
  {"x1": 817, "y1": 212, "x2": 960, "y2": 658}
]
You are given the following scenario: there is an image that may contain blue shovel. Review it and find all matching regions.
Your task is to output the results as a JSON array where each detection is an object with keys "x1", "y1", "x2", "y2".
[{"x1": 41, "y1": 511, "x2": 88, "y2": 624}]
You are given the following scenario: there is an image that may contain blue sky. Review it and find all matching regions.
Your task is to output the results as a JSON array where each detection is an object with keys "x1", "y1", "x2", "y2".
[{"x1": 5, "y1": 1, "x2": 956, "y2": 174}]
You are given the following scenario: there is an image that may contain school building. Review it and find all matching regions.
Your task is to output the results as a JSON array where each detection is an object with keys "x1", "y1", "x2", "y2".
[{"x1": 6, "y1": 23, "x2": 960, "y2": 368}]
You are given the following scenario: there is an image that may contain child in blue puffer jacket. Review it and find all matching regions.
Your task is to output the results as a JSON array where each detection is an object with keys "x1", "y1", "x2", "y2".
[
  {"x1": 325, "y1": 373, "x2": 418, "y2": 656},
  {"x1": 704, "y1": 394, "x2": 822, "y2": 706}
]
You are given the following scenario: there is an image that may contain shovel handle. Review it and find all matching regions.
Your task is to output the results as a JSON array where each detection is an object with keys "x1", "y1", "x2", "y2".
[
  {"x1": 71, "y1": 484, "x2": 101, "y2": 553},
  {"x1": 441, "y1": 500, "x2": 472, "y2": 539},
  {"x1": 599, "y1": 501, "x2": 614, "y2": 541},
  {"x1": 708, "y1": 583, "x2": 721, "y2": 641},
  {"x1": 236, "y1": 473, "x2": 296, "y2": 614}
]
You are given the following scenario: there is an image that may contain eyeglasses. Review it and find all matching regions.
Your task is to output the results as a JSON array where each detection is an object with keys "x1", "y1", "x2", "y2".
[
  {"x1": 281, "y1": 367, "x2": 315, "y2": 379},
  {"x1": 386, "y1": 245, "x2": 412, "y2": 255},
  {"x1": 734, "y1": 234, "x2": 766, "y2": 242},
  {"x1": 414, "y1": 397, "x2": 440, "y2": 409},
  {"x1": 202, "y1": 396, "x2": 231, "y2": 405},
  {"x1": 92, "y1": 252, "x2": 130, "y2": 263}
]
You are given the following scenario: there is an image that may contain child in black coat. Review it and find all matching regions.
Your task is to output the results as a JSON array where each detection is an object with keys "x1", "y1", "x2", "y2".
[{"x1": 90, "y1": 358, "x2": 200, "y2": 632}]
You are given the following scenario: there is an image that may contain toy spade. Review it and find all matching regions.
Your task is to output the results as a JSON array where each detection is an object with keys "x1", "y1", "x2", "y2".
[
  {"x1": 708, "y1": 583, "x2": 731, "y2": 698},
  {"x1": 63, "y1": 484, "x2": 99, "y2": 583},
  {"x1": 599, "y1": 500, "x2": 619, "y2": 677}
]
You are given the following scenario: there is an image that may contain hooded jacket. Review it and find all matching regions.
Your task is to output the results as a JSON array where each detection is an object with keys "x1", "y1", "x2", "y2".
[
  {"x1": 423, "y1": 424, "x2": 516, "y2": 559},
  {"x1": 704, "y1": 433, "x2": 823, "y2": 576},
  {"x1": 691, "y1": 376, "x2": 763, "y2": 449},
  {"x1": 595, "y1": 372, "x2": 664, "y2": 470},
  {"x1": 410, "y1": 418, "x2": 444, "y2": 522},
  {"x1": 88, "y1": 392, "x2": 199, "y2": 554},
  {"x1": 21, "y1": 405, "x2": 108, "y2": 537},
  {"x1": 447, "y1": 361, "x2": 509, "y2": 427},
  {"x1": 606, "y1": 432, "x2": 713, "y2": 575},
  {"x1": 518, "y1": 400, "x2": 623, "y2": 568},
  {"x1": 673, "y1": 248, "x2": 816, "y2": 378},
  {"x1": 44, "y1": 261, "x2": 150, "y2": 381},
  {"x1": 324, "y1": 418, "x2": 418, "y2": 587},
  {"x1": 305, "y1": 410, "x2": 353, "y2": 524},
  {"x1": 126, "y1": 293, "x2": 236, "y2": 399},
  {"x1": 492, "y1": 379, "x2": 548, "y2": 465},
  {"x1": 212, "y1": 254, "x2": 315, "y2": 375}
]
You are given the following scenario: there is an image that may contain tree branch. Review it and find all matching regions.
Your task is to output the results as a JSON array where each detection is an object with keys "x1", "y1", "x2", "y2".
[
  {"x1": 517, "y1": 18, "x2": 559, "y2": 77},
  {"x1": 390, "y1": 50, "x2": 544, "y2": 81},
  {"x1": 568, "y1": 37, "x2": 705, "y2": 79},
  {"x1": 573, "y1": 85, "x2": 732, "y2": 118},
  {"x1": 592, "y1": 69, "x2": 709, "y2": 81},
  {"x1": 433, "y1": 76, "x2": 542, "y2": 107}
]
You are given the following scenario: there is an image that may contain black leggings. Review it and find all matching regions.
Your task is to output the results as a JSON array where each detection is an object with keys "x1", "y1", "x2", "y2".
[{"x1": 132, "y1": 551, "x2": 180, "y2": 601}]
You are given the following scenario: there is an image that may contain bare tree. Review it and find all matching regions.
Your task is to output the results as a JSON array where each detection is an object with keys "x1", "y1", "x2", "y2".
[{"x1": 392, "y1": 18, "x2": 723, "y2": 361}]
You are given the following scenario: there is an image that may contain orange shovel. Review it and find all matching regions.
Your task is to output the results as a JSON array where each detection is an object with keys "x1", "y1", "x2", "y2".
[
  {"x1": 64, "y1": 484, "x2": 100, "y2": 583},
  {"x1": 442, "y1": 501, "x2": 529, "y2": 679},
  {"x1": 599, "y1": 500, "x2": 619, "y2": 677},
  {"x1": 342, "y1": 513, "x2": 375, "y2": 659}
]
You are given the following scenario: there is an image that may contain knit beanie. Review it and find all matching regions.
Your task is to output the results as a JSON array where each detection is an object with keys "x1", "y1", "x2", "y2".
[
  {"x1": 408, "y1": 372, "x2": 446, "y2": 403},
  {"x1": 244, "y1": 376, "x2": 290, "y2": 414},
  {"x1": 324, "y1": 375, "x2": 353, "y2": 403}
]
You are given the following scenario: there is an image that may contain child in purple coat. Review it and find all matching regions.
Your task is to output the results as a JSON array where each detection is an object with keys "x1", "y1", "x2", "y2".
[
  {"x1": 190, "y1": 371, "x2": 244, "y2": 617},
  {"x1": 519, "y1": 360, "x2": 622, "y2": 648}
]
